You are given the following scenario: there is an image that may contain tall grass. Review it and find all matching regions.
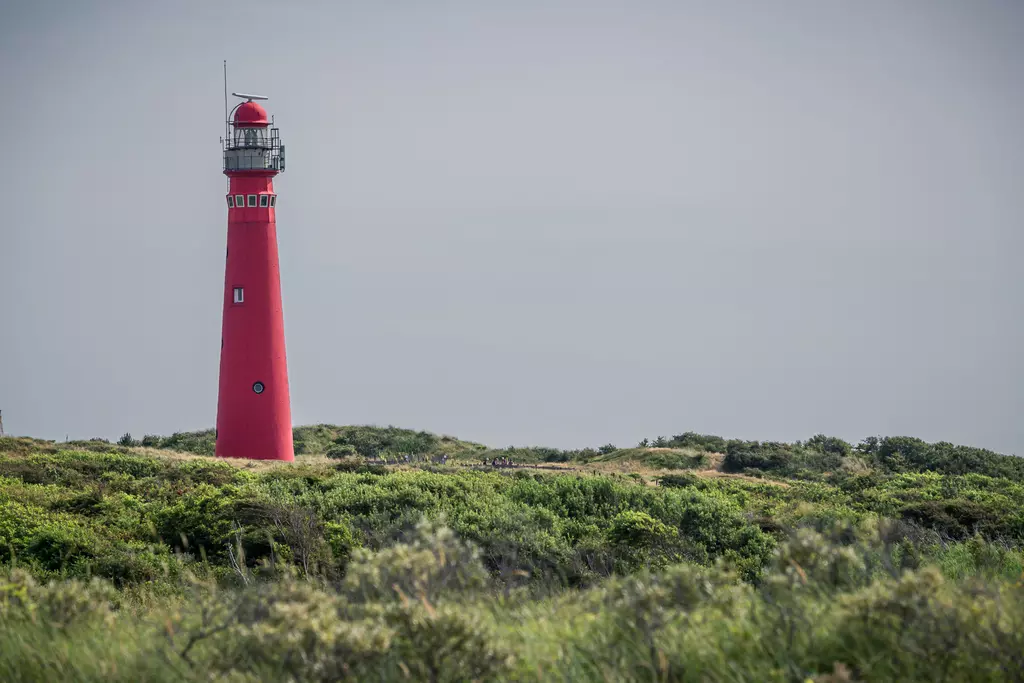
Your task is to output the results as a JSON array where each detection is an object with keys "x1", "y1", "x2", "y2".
[{"x1": 1, "y1": 522, "x2": 1023, "y2": 682}]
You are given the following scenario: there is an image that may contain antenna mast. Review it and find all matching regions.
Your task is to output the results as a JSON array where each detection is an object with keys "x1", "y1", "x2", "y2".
[
  {"x1": 223, "y1": 60, "x2": 229, "y2": 192},
  {"x1": 223, "y1": 60, "x2": 229, "y2": 141}
]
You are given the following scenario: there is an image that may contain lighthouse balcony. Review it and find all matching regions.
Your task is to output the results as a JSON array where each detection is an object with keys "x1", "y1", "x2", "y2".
[{"x1": 224, "y1": 146, "x2": 285, "y2": 172}]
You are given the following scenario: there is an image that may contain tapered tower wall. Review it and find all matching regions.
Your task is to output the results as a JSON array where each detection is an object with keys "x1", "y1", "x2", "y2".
[{"x1": 215, "y1": 98, "x2": 293, "y2": 461}]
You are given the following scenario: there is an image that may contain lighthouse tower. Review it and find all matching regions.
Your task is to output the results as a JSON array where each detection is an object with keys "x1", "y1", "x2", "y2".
[{"x1": 216, "y1": 93, "x2": 294, "y2": 461}]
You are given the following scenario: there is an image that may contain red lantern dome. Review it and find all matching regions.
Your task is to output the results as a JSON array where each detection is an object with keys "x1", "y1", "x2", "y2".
[{"x1": 233, "y1": 100, "x2": 269, "y2": 126}]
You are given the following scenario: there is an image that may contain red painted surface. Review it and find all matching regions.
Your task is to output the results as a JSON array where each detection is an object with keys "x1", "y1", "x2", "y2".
[
  {"x1": 233, "y1": 100, "x2": 269, "y2": 125},
  {"x1": 215, "y1": 108, "x2": 293, "y2": 461}
]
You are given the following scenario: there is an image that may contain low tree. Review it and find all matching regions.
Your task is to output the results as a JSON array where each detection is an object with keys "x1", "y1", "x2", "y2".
[{"x1": 117, "y1": 432, "x2": 139, "y2": 447}]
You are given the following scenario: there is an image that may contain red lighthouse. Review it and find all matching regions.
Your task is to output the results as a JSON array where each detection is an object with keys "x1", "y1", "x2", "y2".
[{"x1": 216, "y1": 93, "x2": 294, "y2": 461}]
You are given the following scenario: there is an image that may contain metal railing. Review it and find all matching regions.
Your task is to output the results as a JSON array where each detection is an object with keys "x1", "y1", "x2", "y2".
[
  {"x1": 223, "y1": 138, "x2": 283, "y2": 152},
  {"x1": 223, "y1": 149, "x2": 284, "y2": 172}
]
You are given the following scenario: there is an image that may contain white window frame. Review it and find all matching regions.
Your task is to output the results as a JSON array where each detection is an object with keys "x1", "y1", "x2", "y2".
[
  {"x1": 269, "y1": 195, "x2": 277, "y2": 207},
  {"x1": 226, "y1": 195, "x2": 234, "y2": 208},
  {"x1": 234, "y1": 194, "x2": 244, "y2": 207},
  {"x1": 259, "y1": 194, "x2": 269, "y2": 208},
  {"x1": 247, "y1": 195, "x2": 258, "y2": 207},
  {"x1": 233, "y1": 287, "x2": 244, "y2": 304}
]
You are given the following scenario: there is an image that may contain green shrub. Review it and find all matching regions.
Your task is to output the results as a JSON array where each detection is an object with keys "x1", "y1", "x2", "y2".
[
  {"x1": 0, "y1": 569, "x2": 118, "y2": 626},
  {"x1": 89, "y1": 542, "x2": 184, "y2": 587},
  {"x1": 607, "y1": 511, "x2": 677, "y2": 550},
  {"x1": 149, "y1": 430, "x2": 216, "y2": 455},
  {"x1": 344, "y1": 518, "x2": 489, "y2": 603},
  {"x1": 657, "y1": 473, "x2": 706, "y2": 489},
  {"x1": 900, "y1": 499, "x2": 1021, "y2": 541},
  {"x1": 24, "y1": 522, "x2": 103, "y2": 573},
  {"x1": 384, "y1": 600, "x2": 514, "y2": 682},
  {"x1": 805, "y1": 434, "x2": 852, "y2": 458},
  {"x1": 723, "y1": 440, "x2": 792, "y2": 472},
  {"x1": 208, "y1": 577, "x2": 395, "y2": 681},
  {"x1": 667, "y1": 432, "x2": 728, "y2": 453},
  {"x1": 153, "y1": 484, "x2": 239, "y2": 557},
  {"x1": 327, "y1": 444, "x2": 358, "y2": 459},
  {"x1": 874, "y1": 436, "x2": 1024, "y2": 481},
  {"x1": 646, "y1": 451, "x2": 707, "y2": 470}
]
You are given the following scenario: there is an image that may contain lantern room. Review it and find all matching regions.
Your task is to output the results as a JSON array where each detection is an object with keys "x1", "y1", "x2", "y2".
[{"x1": 223, "y1": 94, "x2": 285, "y2": 173}]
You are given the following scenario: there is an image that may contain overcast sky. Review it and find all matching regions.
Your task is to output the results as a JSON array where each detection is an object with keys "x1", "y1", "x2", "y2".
[{"x1": 1, "y1": 0, "x2": 1021, "y2": 454}]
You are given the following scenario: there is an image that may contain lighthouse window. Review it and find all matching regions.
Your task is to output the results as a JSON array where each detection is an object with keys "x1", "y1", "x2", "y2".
[
  {"x1": 247, "y1": 195, "x2": 257, "y2": 207},
  {"x1": 226, "y1": 195, "x2": 234, "y2": 208},
  {"x1": 269, "y1": 195, "x2": 277, "y2": 207},
  {"x1": 253, "y1": 381, "x2": 265, "y2": 394},
  {"x1": 236, "y1": 127, "x2": 267, "y2": 148},
  {"x1": 235, "y1": 194, "x2": 244, "y2": 206},
  {"x1": 235, "y1": 127, "x2": 267, "y2": 148},
  {"x1": 259, "y1": 194, "x2": 270, "y2": 208},
  {"x1": 233, "y1": 287, "x2": 244, "y2": 304}
]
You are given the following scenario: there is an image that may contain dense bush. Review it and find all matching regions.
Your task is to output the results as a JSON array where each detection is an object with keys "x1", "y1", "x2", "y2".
[
  {"x1": 666, "y1": 431, "x2": 729, "y2": 453},
  {"x1": 874, "y1": 436, "x2": 1024, "y2": 480},
  {"x1": 645, "y1": 450, "x2": 708, "y2": 470},
  {"x1": 0, "y1": 442, "x2": 779, "y2": 588},
  {"x1": 805, "y1": 433, "x2": 852, "y2": 458},
  {"x1": 297, "y1": 424, "x2": 484, "y2": 459},
  {"x1": 326, "y1": 444, "x2": 358, "y2": 458},
  {"x1": 723, "y1": 440, "x2": 794, "y2": 472}
]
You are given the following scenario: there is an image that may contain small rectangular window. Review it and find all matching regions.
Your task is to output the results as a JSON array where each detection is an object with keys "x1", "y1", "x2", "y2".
[
  {"x1": 233, "y1": 287, "x2": 244, "y2": 304},
  {"x1": 235, "y1": 194, "x2": 244, "y2": 206},
  {"x1": 247, "y1": 195, "x2": 257, "y2": 207},
  {"x1": 226, "y1": 195, "x2": 234, "y2": 208},
  {"x1": 259, "y1": 194, "x2": 269, "y2": 208},
  {"x1": 269, "y1": 195, "x2": 277, "y2": 207}
]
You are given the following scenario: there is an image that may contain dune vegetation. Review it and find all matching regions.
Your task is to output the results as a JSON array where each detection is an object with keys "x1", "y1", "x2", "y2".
[{"x1": 0, "y1": 426, "x2": 1022, "y2": 681}]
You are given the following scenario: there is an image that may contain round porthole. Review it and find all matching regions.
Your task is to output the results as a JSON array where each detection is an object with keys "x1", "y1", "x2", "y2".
[{"x1": 253, "y1": 381, "x2": 265, "y2": 394}]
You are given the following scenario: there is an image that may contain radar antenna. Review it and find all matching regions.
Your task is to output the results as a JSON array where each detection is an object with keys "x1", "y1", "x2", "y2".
[{"x1": 231, "y1": 92, "x2": 269, "y2": 101}]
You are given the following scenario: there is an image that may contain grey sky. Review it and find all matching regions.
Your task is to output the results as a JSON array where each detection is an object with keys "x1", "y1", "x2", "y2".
[{"x1": 1, "y1": 0, "x2": 1021, "y2": 454}]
